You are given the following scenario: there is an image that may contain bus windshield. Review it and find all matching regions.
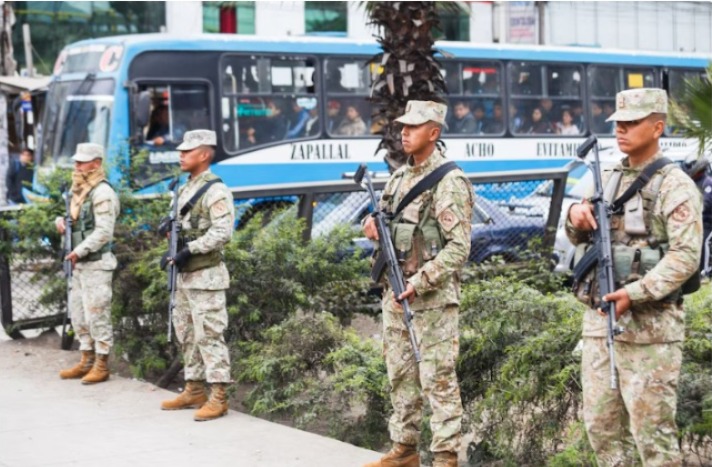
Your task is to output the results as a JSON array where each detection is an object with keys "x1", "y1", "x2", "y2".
[{"x1": 40, "y1": 77, "x2": 114, "y2": 167}]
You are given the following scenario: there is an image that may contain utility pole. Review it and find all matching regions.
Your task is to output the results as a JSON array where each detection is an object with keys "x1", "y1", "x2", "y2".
[{"x1": 536, "y1": 1, "x2": 546, "y2": 45}]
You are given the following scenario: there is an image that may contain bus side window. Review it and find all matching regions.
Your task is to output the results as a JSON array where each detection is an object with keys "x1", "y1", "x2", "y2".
[
  {"x1": 442, "y1": 62, "x2": 460, "y2": 95},
  {"x1": 134, "y1": 83, "x2": 211, "y2": 148},
  {"x1": 325, "y1": 57, "x2": 374, "y2": 137},
  {"x1": 665, "y1": 69, "x2": 705, "y2": 135}
]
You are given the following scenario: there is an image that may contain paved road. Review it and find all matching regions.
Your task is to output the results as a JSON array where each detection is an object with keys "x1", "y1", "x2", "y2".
[{"x1": 0, "y1": 335, "x2": 380, "y2": 467}]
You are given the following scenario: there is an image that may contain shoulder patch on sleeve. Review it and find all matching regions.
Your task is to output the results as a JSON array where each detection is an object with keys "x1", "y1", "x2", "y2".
[
  {"x1": 210, "y1": 199, "x2": 229, "y2": 218},
  {"x1": 94, "y1": 199, "x2": 111, "y2": 214},
  {"x1": 438, "y1": 208, "x2": 458, "y2": 233},
  {"x1": 671, "y1": 202, "x2": 692, "y2": 223}
]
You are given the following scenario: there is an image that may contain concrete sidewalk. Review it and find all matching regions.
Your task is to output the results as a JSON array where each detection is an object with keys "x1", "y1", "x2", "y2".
[{"x1": 0, "y1": 335, "x2": 380, "y2": 467}]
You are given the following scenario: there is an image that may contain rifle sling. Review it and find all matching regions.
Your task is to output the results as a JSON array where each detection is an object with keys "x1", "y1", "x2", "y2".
[
  {"x1": 372, "y1": 161, "x2": 462, "y2": 282},
  {"x1": 609, "y1": 157, "x2": 673, "y2": 213},
  {"x1": 179, "y1": 179, "x2": 222, "y2": 217},
  {"x1": 392, "y1": 161, "x2": 460, "y2": 219},
  {"x1": 573, "y1": 157, "x2": 674, "y2": 283}
]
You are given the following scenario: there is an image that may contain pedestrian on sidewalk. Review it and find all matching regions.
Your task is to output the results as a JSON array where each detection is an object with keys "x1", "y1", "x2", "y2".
[
  {"x1": 56, "y1": 143, "x2": 120, "y2": 384},
  {"x1": 6, "y1": 147, "x2": 35, "y2": 204},
  {"x1": 361, "y1": 101, "x2": 474, "y2": 467},
  {"x1": 159, "y1": 129, "x2": 235, "y2": 422}
]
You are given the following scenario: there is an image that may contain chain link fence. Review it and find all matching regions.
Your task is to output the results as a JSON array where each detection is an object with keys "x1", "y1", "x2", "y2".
[{"x1": 1, "y1": 167, "x2": 568, "y2": 339}]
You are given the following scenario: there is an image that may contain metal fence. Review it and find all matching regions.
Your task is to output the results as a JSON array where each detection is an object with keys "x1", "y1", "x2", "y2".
[{"x1": 0, "y1": 167, "x2": 568, "y2": 339}]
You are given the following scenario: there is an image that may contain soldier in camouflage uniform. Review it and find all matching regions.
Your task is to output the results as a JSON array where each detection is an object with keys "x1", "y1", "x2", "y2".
[
  {"x1": 362, "y1": 101, "x2": 474, "y2": 467},
  {"x1": 567, "y1": 89, "x2": 702, "y2": 466},
  {"x1": 57, "y1": 143, "x2": 120, "y2": 385},
  {"x1": 159, "y1": 130, "x2": 235, "y2": 422}
]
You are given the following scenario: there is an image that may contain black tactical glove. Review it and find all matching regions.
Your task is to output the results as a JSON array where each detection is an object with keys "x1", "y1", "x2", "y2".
[
  {"x1": 157, "y1": 216, "x2": 172, "y2": 237},
  {"x1": 160, "y1": 251, "x2": 170, "y2": 270},
  {"x1": 173, "y1": 247, "x2": 192, "y2": 270}
]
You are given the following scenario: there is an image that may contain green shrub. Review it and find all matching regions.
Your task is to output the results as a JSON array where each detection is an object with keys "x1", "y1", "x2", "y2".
[{"x1": 236, "y1": 312, "x2": 389, "y2": 449}]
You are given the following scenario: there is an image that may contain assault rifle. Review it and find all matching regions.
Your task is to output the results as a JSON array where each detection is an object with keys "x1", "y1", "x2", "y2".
[
  {"x1": 60, "y1": 183, "x2": 74, "y2": 350},
  {"x1": 166, "y1": 177, "x2": 181, "y2": 342},
  {"x1": 354, "y1": 164, "x2": 421, "y2": 363},
  {"x1": 576, "y1": 136, "x2": 624, "y2": 389}
]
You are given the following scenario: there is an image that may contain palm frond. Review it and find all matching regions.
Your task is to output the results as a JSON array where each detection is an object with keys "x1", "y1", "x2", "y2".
[{"x1": 670, "y1": 64, "x2": 712, "y2": 158}]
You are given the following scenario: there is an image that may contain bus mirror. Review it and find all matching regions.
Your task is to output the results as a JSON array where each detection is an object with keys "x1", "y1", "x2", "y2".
[{"x1": 135, "y1": 90, "x2": 151, "y2": 128}]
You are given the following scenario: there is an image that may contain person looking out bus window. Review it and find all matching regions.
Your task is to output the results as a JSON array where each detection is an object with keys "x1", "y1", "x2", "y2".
[
  {"x1": 556, "y1": 108, "x2": 579, "y2": 135},
  {"x1": 286, "y1": 101, "x2": 310, "y2": 139},
  {"x1": 334, "y1": 104, "x2": 367, "y2": 136},
  {"x1": 472, "y1": 104, "x2": 486, "y2": 134},
  {"x1": 524, "y1": 107, "x2": 554, "y2": 134},
  {"x1": 305, "y1": 106, "x2": 320, "y2": 137},
  {"x1": 539, "y1": 98, "x2": 554, "y2": 121},
  {"x1": 448, "y1": 101, "x2": 477, "y2": 134},
  {"x1": 326, "y1": 100, "x2": 342, "y2": 133},
  {"x1": 147, "y1": 105, "x2": 170, "y2": 145},
  {"x1": 592, "y1": 102, "x2": 612, "y2": 134},
  {"x1": 484, "y1": 103, "x2": 504, "y2": 134},
  {"x1": 509, "y1": 104, "x2": 523, "y2": 133},
  {"x1": 255, "y1": 100, "x2": 288, "y2": 143}
]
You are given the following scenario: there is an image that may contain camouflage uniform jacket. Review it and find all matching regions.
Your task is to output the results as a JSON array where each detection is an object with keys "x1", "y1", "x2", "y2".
[
  {"x1": 74, "y1": 182, "x2": 120, "y2": 271},
  {"x1": 566, "y1": 151, "x2": 702, "y2": 343},
  {"x1": 379, "y1": 148, "x2": 474, "y2": 312},
  {"x1": 176, "y1": 170, "x2": 235, "y2": 290}
]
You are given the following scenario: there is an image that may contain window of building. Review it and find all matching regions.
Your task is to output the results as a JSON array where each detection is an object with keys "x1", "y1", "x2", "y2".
[
  {"x1": 220, "y1": 55, "x2": 319, "y2": 151},
  {"x1": 434, "y1": 3, "x2": 470, "y2": 42},
  {"x1": 204, "y1": 2, "x2": 255, "y2": 34},
  {"x1": 12, "y1": 1, "x2": 165, "y2": 75},
  {"x1": 588, "y1": 65, "x2": 655, "y2": 135},
  {"x1": 509, "y1": 62, "x2": 584, "y2": 136},
  {"x1": 305, "y1": 1, "x2": 347, "y2": 35}
]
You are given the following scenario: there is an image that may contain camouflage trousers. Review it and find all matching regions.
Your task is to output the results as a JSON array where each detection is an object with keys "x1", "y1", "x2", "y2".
[
  {"x1": 382, "y1": 293, "x2": 462, "y2": 454},
  {"x1": 70, "y1": 269, "x2": 114, "y2": 355},
  {"x1": 582, "y1": 337, "x2": 683, "y2": 467},
  {"x1": 173, "y1": 287, "x2": 231, "y2": 383}
]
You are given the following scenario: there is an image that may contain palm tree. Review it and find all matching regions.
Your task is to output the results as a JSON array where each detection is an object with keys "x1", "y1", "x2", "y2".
[
  {"x1": 363, "y1": 1, "x2": 458, "y2": 170},
  {"x1": 670, "y1": 65, "x2": 712, "y2": 158}
]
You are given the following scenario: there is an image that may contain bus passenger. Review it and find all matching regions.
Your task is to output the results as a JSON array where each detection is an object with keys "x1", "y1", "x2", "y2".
[
  {"x1": 286, "y1": 101, "x2": 310, "y2": 139},
  {"x1": 483, "y1": 103, "x2": 504, "y2": 134},
  {"x1": 147, "y1": 105, "x2": 170, "y2": 145},
  {"x1": 509, "y1": 104, "x2": 524, "y2": 133},
  {"x1": 334, "y1": 104, "x2": 367, "y2": 136},
  {"x1": 592, "y1": 102, "x2": 613, "y2": 134},
  {"x1": 261, "y1": 100, "x2": 289, "y2": 142},
  {"x1": 523, "y1": 107, "x2": 554, "y2": 134},
  {"x1": 326, "y1": 100, "x2": 342, "y2": 133},
  {"x1": 448, "y1": 100, "x2": 477, "y2": 134},
  {"x1": 305, "y1": 106, "x2": 320, "y2": 136},
  {"x1": 472, "y1": 104, "x2": 486, "y2": 134},
  {"x1": 556, "y1": 108, "x2": 580, "y2": 135}
]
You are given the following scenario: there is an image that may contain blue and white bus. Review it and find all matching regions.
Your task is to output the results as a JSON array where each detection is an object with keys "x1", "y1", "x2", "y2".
[{"x1": 36, "y1": 33, "x2": 710, "y2": 195}]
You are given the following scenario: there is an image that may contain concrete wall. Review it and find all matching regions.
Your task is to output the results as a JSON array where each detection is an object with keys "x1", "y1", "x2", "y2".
[
  {"x1": 255, "y1": 1, "x2": 305, "y2": 37},
  {"x1": 546, "y1": 1, "x2": 712, "y2": 52},
  {"x1": 166, "y1": 1, "x2": 203, "y2": 35}
]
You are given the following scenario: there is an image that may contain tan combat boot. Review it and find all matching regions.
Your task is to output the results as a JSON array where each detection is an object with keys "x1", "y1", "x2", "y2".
[
  {"x1": 194, "y1": 383, "x2": 228, "y2": 421},
  {"x1": 161, "y1": 381, "x2": 208, "y2": 410},
  {"x1": 362, "y1": 443, "x2": 420, "y2": 467},
  {"x1": 81, "y1": 353, "x2": 110, "y2": 385},
  {"x1": 432, "y1": 452, "x2": 458, "y2": 467},
  {"x1": 59, "y1": 350, "x2": 95, "y2": 379}
]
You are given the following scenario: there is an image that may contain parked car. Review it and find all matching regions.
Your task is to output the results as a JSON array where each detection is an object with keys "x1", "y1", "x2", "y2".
[{"x1": 327, "y1": 191, "x2": 547, "y2": 265}]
